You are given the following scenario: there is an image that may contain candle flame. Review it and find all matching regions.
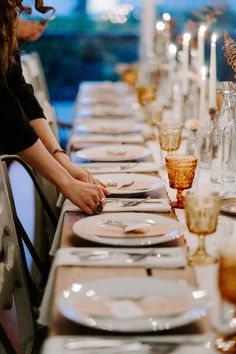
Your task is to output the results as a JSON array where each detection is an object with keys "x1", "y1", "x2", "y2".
[
  {"x1": 169, "y1": 43, "x2": 177, "y2": 55},
  {"x1": 183, "y1": 33, "x2": 191, "y2": 42},
  {"x1": 199, "y1": 25, "x2": 207, "y2": 34},
  {"x1": 156, "y1": 21, "x2": 165, "y2": 31},
  {"x1": 162, "y1": 12, "x2": 171, "y2": 21},
  {"x1": 211, "y1": 33, "x2": 217, "y2": 43}
]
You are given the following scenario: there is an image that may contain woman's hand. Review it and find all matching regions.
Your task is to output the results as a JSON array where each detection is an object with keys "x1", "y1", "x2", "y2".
[{"x1": 61, "y1": 178, "x2": 108, "y2": 215}]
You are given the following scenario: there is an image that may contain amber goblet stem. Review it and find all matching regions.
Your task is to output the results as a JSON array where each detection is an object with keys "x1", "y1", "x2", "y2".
[
  {"x1": 194, "y1": 234, "x2": 207, "y2": 257},
  {"x1": 171, "y1": 188, "x2": 184, "y2": 209}
]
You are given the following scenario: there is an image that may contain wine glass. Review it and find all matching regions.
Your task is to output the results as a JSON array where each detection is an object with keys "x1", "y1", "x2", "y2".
[
  {"x1": 215, "y1": 233, "x2": 236, "y2": 352},
  {"x1": 184, "y1": 191, "x2": 221, "y2": 266},
  {"x1": 136, "y1": 86, "x2": 157, "y2": 107},
  {"x1": 157, "y1": 122, "x2": 183, "y2": 164},
  {"x1": 165, "y1": 154, "x2": 198, "y2": 209},
  {"x1": 144, "y1": 101, "x2": 164, "y2": 140}
]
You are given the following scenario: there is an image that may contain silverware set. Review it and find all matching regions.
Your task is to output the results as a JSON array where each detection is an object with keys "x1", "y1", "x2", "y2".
[
  {"x1": 106, "y1": 196, "x2": 156, "y2": 207},
  {"x1": 63, "y1": 334, "x2": 209, "y2": 353},
  {"x1": 70, "y1": 249, "x2": 173, "y2": 262}
]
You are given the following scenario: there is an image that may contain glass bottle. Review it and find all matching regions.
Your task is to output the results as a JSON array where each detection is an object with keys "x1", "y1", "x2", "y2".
[
  {"x1": 220, "y1": 92, "x2": 236, "y2": 198},
  {"x1": 197, "y1": 116, "x2": 213, "y2": 169},
  {"x1": 210, "y1": 84, "x2": 232, "y2": 183}
]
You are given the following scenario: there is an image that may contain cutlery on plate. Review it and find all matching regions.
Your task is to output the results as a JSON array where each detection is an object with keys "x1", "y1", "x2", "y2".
[{"x1": 107, "y1": 180, "x2": 135, "y2": 189}]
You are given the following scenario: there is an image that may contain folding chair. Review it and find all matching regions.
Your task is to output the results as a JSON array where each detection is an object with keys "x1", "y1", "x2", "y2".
[
  {"x1": 1, "y1": 155, "x2": 58, "y2": 307},
  {"x1": 0, "y1": 160, "x2": 36, "y2": 354}
]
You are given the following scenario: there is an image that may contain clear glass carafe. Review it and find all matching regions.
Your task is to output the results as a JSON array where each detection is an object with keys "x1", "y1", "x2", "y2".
[
  {"x1": 220, "y1": 92, "x2": 236, "y2": 198},
  {"x1": 211, "y1": 83, "x2": 233, "y2": 183}
]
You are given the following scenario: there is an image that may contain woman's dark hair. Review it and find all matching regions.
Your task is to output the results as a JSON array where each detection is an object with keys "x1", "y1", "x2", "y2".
[{"x1": 0, "y1": 0, "x2": 55, "y2": 73}]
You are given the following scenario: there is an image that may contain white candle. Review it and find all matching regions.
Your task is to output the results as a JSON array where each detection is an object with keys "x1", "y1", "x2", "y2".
[
  {"x1": 197, "y1": 25, "x2": 206, "y2": 86},
  {"x1": 209, "y1": 33, "x2": 217, "y2": 109},
  {"x1": 199, "y1": 66, "x2": 207, "y2": 124},
  {"x1": 182, "y1": 33, "x2": 191, "y2": 95},
  {"x1": 140, "y1": 0, "x2": 156, "y2": 60}
]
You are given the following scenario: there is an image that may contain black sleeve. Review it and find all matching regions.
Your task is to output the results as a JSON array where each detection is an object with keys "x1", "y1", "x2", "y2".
[
  {"x1": 0, "y1": 72, "x2": 39, "y2": 154},
  {"x1": 7, "y1": 58, "x2": 46, "y2": 121}
]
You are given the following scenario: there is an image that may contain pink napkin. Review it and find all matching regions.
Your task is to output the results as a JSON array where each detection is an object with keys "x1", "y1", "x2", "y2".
[{"x1": 88, "y1": 222, "x2": 177, "y2": 238}]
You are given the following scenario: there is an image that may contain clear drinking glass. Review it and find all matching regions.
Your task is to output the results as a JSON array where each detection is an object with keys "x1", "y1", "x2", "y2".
[
  {"x1": 165, "y1": 154, "x2": 198, "y2": 209},
  {"x1": 221, "y1": 92, "x2": 236, "y2": 198},
  {"x1": 211, "y1": 83, "x2": 234, "y2": 184},
  {"x1": 184, "y1": 191, "x2": 221, "y2": 266}
]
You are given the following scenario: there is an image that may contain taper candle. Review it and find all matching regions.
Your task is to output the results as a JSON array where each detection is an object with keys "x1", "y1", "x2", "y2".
[{"x1": 209, "y1": 33, "x2": 217, "y2": 109}]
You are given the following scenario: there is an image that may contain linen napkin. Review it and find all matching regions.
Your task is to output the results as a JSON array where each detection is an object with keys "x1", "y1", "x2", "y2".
[
  {"x1": 41, "y1": 335, "x2": 211, "y2": 354},
  {"x1": 39, "y1": 246, "x2": 186, "y2": 326},
  {"x1": 50, "y1": 199, "x2": 171, "y2": 256},
  {"x1": 73, "y1": 162, "x2": 159, "y2": 174}
]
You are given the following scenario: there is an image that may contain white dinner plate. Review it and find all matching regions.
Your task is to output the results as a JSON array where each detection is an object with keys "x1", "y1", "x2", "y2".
[
  {"x1": 96, "y1": 173, "x2": 163, "y2": 195},
  {"x1": 75, "y1": 144, "x2": 151, "y2": 162},
  {"x1": 56, "y1": 276, "x2": 208, "y2": 332},
  {"x1": 76, "y1": 119, "x2": 142, "y2": 135},
  {"x1": 72, "y1": 212, "x2": 182, "y2": 246}
]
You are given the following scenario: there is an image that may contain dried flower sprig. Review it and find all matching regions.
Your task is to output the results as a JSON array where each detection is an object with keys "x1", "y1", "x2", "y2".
[
  {"x1": 224, "y1": 31, "x2": 236, "y2": 79},
  {"x1": 192, "y1": 5, "x2": 224, "y2": 29}
]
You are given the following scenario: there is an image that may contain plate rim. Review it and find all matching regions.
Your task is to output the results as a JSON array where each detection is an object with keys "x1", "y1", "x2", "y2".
[
  {"x1": 56, "y1": 276, "x2": 208, "y2": 333},
  {"x1": 72, "y1": 212, "x2": 182, "y2": 246},
  {"x1": 75, "y1": 144, "x2": 151, "y2": 162}
]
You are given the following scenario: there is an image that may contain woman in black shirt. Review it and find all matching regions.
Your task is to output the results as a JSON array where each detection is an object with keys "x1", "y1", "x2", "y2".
[{"x1": 0, "y1": 0, "x2": 108, "y2": 214}]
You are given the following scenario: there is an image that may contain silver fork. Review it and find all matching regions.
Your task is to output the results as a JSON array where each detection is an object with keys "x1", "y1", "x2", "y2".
[
  {"x1": 119, "y1": 162, "x2": 139, "y2": 170},
  {"x1": 121, "y1": 196, "x2": 151, "y2": 207}
]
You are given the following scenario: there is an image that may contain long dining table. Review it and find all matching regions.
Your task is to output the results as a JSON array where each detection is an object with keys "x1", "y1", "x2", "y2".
[{"x1": 40, "y1": 81, "x2": 236, "y2": 354}]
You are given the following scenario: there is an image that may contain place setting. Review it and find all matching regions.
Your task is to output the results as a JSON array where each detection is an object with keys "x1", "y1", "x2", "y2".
[
  {"x1": 72, "y1": 212, "x2": 184, "y2": 247},
  {"x1": 74, "y1": 118, "x2": 143, "y2": 135},
  {"x1": 55, "y1": 276, "x2": 209, "y2": 333},
  {"x1": 73, "y1": 144, "x2": 152, "y2": 162}
]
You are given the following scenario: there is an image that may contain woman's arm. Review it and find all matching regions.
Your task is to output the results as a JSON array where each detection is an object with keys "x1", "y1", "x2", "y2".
[
  {"x1": 18, "y1": 139, "x2": 106, "y2": 215},
  {"x1": 30, "y1": 118, "x2": 97, "y2": 183}
]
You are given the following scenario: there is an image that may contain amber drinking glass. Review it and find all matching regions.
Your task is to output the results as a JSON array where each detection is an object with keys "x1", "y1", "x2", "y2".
[
  {"x1": 184, "y1": 191, "x2": 221, "y2": 266},
  {"x1": 165, "y1": 154, "x2": 198, "y2": 209},
  {"x1": 157, "y1": 122, "x2": 183, "y2": 156},
  {"x1": 136, "y1": 86, "x2": 157, "y2": 106},
  {"x1": 215, "y1": 239, "x2": 236, "y2": 353},
  {"x1": 122, "y1": 68, "x2": 138, "y2": 87}
]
